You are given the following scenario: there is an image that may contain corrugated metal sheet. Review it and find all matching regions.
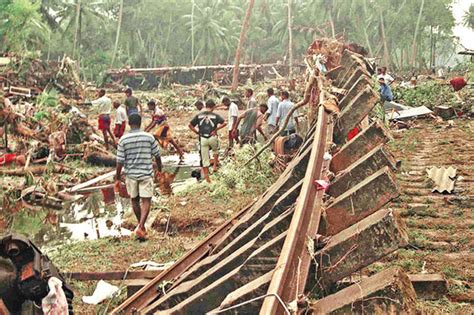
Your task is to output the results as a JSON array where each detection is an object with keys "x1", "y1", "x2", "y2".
[
  {"x1": 387, "y1": 106, "x2": 433, "y2": 121},
  {"x1": 426, "y1": 166, "x2": 457, "y2": 193}
]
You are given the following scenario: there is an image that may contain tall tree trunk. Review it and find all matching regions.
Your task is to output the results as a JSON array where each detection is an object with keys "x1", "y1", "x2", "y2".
[
  {"x1": 77, "y1": 7, "x2": 82, "y2": 69},
  {"x1": 288, "y1": 0, "x2": 293, "y2": 79},
  {"x1": 191, "y1": 0, "x2": 195, "y2": 65},
  {"x1": 412, "y1": 0, "x2": 425, "y2": 68},
  {"x1": 362, "y1": 0, "x2": 373, "y2": 56},
  {"x1": 327, "y1": 2, "x2": 335, "y2": 38},
  {"x1": 72, "y1": 0, "x2": 81, "y2": 59},
  {"x1": 231, "y1": 0, "x2": 255, "y2": 92},
  {"x1": 379, "y1": 8, "x2": 390, "y2": 67},
  {"x1": 110, "y1": 0, "x2": 124, "y2": 68}
]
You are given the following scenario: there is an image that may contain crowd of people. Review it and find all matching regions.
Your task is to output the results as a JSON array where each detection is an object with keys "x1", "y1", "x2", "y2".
[{"x1": 94, "y1": 86, "x2": 299, "y2": 240}]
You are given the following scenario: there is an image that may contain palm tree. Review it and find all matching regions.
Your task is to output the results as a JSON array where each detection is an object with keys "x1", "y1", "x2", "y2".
[
  {"x1": 110, "y1": 0, "x2": 123, "y2": 67},
  {"x1": 55, "y1": 0, "x2": 107, "y2": 59},
  {"x1": 183, "y1": 2, "x2": 232, "y2": 64},
  {"x1": 463, "y1": 4, "x2": 474, "y2": 29}
]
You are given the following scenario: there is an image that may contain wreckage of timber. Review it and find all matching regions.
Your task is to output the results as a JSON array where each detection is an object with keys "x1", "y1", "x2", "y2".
[
  {"x1": 105, "y1": 63, "x2": 292, "y2": 88},
  {"x1": 113, "y1": 39, "x2": 416, "y2": 314}
]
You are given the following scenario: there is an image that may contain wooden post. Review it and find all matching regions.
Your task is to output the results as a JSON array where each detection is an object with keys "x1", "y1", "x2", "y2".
[
  {"x1": 110, "y1": 0, "x2": 124, "y2": 68},
  {"x1": 288, "y1": 0, "x2": 293, "y2": 79},
  {"x1": 231, "y1": 0, "x2": 255, "y2": 92},
  {"x1": 72, "y1": 0, "x2": 81, "y2": 60}
]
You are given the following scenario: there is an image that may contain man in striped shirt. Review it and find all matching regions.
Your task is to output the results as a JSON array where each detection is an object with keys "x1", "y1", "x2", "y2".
[{"x1": 115, "y1": 114, "x2": 162, "y2": 240}]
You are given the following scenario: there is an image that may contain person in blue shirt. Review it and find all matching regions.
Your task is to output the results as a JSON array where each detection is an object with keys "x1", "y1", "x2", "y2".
[{"x1": 378, "y1": 77, "x2": 394, "y2": 102}]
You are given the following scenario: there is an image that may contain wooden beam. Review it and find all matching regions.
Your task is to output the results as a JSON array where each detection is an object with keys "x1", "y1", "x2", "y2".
[
  {"x1": 64, "y1": 270, "x2": 162, "y2": 281},
  {"x1": 67, "y1": 170, "x2": 115, "y2": 193},
  {"x1": 311, "y1": 268, "x2": 417, "y2": 314}
]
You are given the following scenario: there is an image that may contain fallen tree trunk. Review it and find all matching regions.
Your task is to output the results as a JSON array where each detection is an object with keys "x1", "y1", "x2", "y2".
[{"x1": 0, "y1": 165, "x2": 72, "y2": 176}]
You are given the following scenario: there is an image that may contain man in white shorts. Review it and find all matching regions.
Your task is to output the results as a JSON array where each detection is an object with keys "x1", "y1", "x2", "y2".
[{"x1": 188, "y1": 99, "x2": 226, "y2": 183}]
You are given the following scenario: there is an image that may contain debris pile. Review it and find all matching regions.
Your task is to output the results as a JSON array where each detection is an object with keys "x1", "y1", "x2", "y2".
[
  {"x1": 104, "y1": 63, "x2": 293, "y2": 90},
  {"x1": 1, "y1": 54, "x2": 83, "y2": 99}
]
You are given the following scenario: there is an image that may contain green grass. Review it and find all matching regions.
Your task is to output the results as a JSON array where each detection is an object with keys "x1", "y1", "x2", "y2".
[
  {"x1": 408, "y1": 230, "x2": 430, "y2": 248},
  {"x1": 417, "y1": 297, "x2": 470, "y2": 314},
  {"x1": 402, "y1": 207, "x2": 439, "y2": 218},
  {"x1": 46, "y1": 236, "x2": 188, "y2": 273},
  {"x1": 442, "y1": 266, "x2": 465, "y2": 281}
]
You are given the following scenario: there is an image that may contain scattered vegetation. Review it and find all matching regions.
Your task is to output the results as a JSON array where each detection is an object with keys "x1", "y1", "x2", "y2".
[
  {"x1": 177, "y1": 144, "x2": 276, "y2": 202},
  {"x1": 393, "y1": 82, "x2": 456, "y2": 109}
]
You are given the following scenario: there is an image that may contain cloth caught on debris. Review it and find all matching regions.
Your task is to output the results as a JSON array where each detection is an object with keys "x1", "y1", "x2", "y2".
[
  {"x1": 129, "y1": 260, "x2": 175, "y2": 270},
  {"x1": 82, "y1": 280, "x2": 119, "y2": 305},
  {"x1": 41, "y1": 277, "x2": 68, "y2": 315},
  {"x1": 426, "y1": 166, "x2": 457, "y2": 194}
]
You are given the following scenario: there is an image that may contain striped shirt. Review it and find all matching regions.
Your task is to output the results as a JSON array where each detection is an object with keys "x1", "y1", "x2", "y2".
[{"x1": 116, "y1": 129, "x2": 160, "y2": 180}]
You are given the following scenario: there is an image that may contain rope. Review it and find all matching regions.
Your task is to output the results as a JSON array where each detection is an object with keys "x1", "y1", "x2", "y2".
[{"x1": 206, "y1": 293, "x2": 291, "y2": 315}]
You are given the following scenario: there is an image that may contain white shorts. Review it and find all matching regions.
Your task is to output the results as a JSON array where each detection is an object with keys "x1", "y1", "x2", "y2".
[
  {"x1": 200, "y1": 136, "x2": 219, "y2": 168},
  {"x1": 125, "y1": 176, "x2": 154, "y2": 199}
]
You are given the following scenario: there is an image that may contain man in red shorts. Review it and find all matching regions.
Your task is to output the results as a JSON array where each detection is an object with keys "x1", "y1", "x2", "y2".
[
  {"x1": 449, "y1": 77, "x2": 467, "y2": 102},
  {"x1": 91, "y1": 89, "x2": 115, "y2": 150}
]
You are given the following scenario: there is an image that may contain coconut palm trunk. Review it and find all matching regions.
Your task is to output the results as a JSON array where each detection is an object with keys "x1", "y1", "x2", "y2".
[
  {"x1": 110, "y1": 0, "x2": 124, "y2": 68},
  {"x1": 72, "y1": 0, "x2": 81, "y2": 59},
  {"x1": 231, "y1": 0, "x2": 255, "y2": 92},
  {"x1": 288, "y1": 0, "x2": 293, "y2": 79},
  {"x1": 412, "y1": 0, "x2": 425, "y2": 68}
]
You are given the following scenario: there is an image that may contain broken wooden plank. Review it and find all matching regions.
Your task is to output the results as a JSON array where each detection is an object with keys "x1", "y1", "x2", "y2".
[
  {"x1": 333, "y1": 85, "x2": 379, "y2": 144},
  {"x1": 331, "y1": 120, "x2": 392, "y2": 174},
  {"x1": 340, "y1": 65, "x2": 370, "y2": 91},
  {"x1": 67, "y1": 170, "x2": 115, "y2": 193},
  {"x1": 214, "y1": 271, "x2": 273, "y2": 314},
  {"x1": 328, "y1": 144, "x2": 397, "y2": 198},
  {"x1": 322, "y1": 166, "x2": 399, "y2": 236},
  {"x1": 63, "y1": 270, "x2": 162, "y2": 281},
  {"x1": 0, "y1": 165, "x2": 72, "y2": 176},
  {"x1": 408, "y1": 273, "x2": 448, "y2": 300},
  {"x1": 311, "y1": 268, "x2": 417, "y2": 314},
  {"x1": 338, "y1": 75, "x2": 372, "y2": 111},
  {"x1": 307, "y1": 209, "x2": 409, "y2": 292}
]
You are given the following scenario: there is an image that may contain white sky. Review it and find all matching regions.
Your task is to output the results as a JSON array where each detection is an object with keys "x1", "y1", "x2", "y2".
[{"x1": 452, "y1": 0, "x2": 474, "y2": 49}]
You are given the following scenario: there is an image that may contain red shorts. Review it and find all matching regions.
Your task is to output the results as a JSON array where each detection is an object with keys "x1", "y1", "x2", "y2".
[
  {"x1": 114, "y1": 123, "x2": 126, "y2": 138},
  {"x1": 0, "y1": 153, "x2": 17, "y2": 166},
  {"x1": 98, "y1": 114, "x2": 111, "y2": 131}
]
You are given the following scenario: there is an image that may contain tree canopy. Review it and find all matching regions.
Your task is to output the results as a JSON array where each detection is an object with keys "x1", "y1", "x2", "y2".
[{"x1": 0, "y1": 0, "x2": 458, "y2": 79}]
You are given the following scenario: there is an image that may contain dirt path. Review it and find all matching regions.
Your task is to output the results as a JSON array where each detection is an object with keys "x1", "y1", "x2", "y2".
[{"x1": 377, "y1": 118, "x2": 473, "y2": 312}]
